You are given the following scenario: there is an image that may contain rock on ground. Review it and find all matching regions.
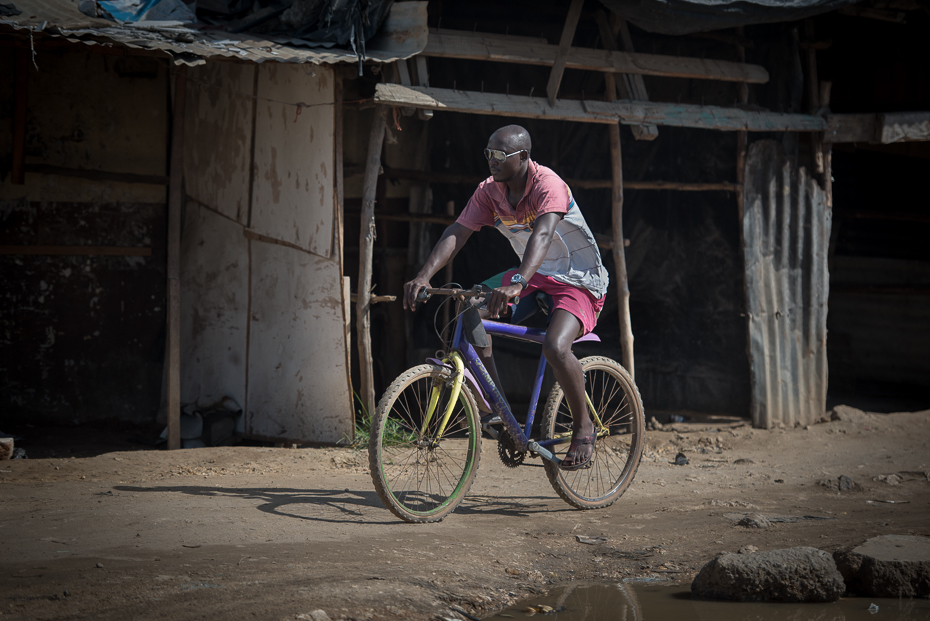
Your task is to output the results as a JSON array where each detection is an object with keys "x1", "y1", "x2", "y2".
[
  {"x1": 692, "y1": 547, "x2": 845, "y2": 602},
  {"x1": 834, "y1": 535, "x2": 930, "y2": 598}
]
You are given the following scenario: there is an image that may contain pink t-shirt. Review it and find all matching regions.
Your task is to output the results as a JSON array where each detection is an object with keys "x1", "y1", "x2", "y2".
[{"x1": 456, "y1": 160, "x2": 609, "y2": 299}]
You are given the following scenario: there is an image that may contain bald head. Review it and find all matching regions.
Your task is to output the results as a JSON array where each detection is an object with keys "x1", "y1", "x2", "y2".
[{"x1": 490, "y1": 125, "x2": 532, "y2": 155}]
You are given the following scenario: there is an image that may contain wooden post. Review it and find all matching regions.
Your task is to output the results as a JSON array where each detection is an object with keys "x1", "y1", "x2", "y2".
[
  {"x1": 11, "y1": 49, "x2": 28, "y2": 185},
  {"x1": 357, "y1": 107, "x2": 387, "y2": 416},
  {"x1": 166, "y1": 66, "x2": 187, "y2": 450},
  {"x1": 736, "y1": 26, "x2": 749, "y2": 221},
  {"x1": 821, "y1": 81, "x2": 833, "y2": 208},
  {"x1": 441, "y1": 200, "x2": 455, "y2": 340},
  {"x1": 546, "y1": 0, "x2": 585, "y2": 106},
  {"x1": 334, "y1": 69, "x2": 354, "y2": 437},
  {"x1": 804, "y1": 19, "x2": 825, "y2": 174},
  {"x1": 608, "y1": 123, "x2": 634, "y2": 378}
]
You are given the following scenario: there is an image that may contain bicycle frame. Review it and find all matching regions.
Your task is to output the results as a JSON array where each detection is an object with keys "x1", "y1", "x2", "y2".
[{"x1": 426, "y1": 303, "x2": 604, "y2": 466}]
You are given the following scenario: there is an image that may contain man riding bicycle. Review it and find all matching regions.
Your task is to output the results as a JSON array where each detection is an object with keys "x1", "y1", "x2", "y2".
[{"x1": 403, "y1": 125, "x2": 609, "y2": 470}]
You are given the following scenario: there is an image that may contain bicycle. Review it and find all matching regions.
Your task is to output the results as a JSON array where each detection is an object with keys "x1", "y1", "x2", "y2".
[{"x1": 368, "y1": 286, "x2": 645, "y2": 523}]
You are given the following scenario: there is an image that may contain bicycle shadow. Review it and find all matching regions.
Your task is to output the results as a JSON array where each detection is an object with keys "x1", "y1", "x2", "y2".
[
  {"x1": 456, "y1": 494, "x2": 576, "y2": 518},
  {"x1": 113, "y1": 484, "x2": 400, "y2": 525}
]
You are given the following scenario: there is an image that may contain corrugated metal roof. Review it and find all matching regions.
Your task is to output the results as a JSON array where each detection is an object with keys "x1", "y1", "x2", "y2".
[
  {"x1": 0, "y1": 0, "x2": 427, "y2": 65},
  {"x1": 743, "y1": 140, "x2": 831, "y2": 429}
]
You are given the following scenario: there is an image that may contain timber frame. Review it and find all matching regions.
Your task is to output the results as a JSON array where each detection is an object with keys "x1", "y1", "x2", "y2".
[{"x1": 351, "y1": 4, "x2": 930, "y2": 418}]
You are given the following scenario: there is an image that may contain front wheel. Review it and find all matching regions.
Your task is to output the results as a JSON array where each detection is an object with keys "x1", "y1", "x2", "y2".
[
  {"x1": 541, "y1": 356, "x2": 645, "y2": 510},
  {"x1": 368, "y1": 364, "x2": 481, "y2": 523}
]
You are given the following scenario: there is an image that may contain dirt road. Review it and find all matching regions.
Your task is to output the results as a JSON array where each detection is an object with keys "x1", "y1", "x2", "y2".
[{"x1": 2, "y1": 406, "x2": 928, "y2": 620}]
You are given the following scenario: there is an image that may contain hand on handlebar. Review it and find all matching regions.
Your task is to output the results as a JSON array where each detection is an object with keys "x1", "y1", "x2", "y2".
[
  {"x1": 485, "y1": 284, "x2": 523, "y2": 319},
  {"x1": 403, "y1": 276, "x2": 432, "y2": 311}
]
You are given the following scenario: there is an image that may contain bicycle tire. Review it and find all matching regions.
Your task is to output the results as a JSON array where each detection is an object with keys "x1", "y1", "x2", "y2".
[
  {"x1": 541, "y1": 356, "x2": 645, "y2": 510},
  {"x1": 368, "y1": 364, "x2": 482, "y2": 523}
]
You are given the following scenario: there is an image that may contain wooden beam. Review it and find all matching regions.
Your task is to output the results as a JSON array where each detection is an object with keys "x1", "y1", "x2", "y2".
[
  {"x1": 824, "y1": 114, "x2": 876, "y2": 143},
  {"x1": 376, "y1": 84, "x2": 827, "y2": 132},
  {"x1": 23, "y1": 164, "x2": 169, "y2": 186},
  {"x1": 11, "y1": 49, "x2": 27, "y2": 185},
  {"x1": 609, "y1": 122, "x2": 634, "y2": 379},
  {"x1": 595, "y1": 10, "x2": 657, "y2": 141},
  {"x1": 166, "y1": 67, "x2": 186, "y2": 451},
  {"x1": 805, "y1": 19, "x2": 825, "y2": 175},
  {"x1": 879, "y1": 112, "x2": 930, "y2": 143},
  {"x1": 423, "y1": 29, "x2": 770, "y2": 84},
  {"x1": 582, "y1": 98, "x2": 828, "y2": 132},
  {"x1": 0, "y1": 245, "x2": 151, "y2": 256},
  {"x1": 375, "y1": 83, "x2": 614, "y2": 124},
  {"x1": 824, "y1": 112, "x2": 930, "y2": 144},
  {"x1": 335, "y1": 71, "x2": 353, "y2": 442},
  {"x1": 546, "y1": 0, "x2": 585, "y2": 106},
  {"x1": 357, "y1": 108, "x2": 387, "y2": 417}
]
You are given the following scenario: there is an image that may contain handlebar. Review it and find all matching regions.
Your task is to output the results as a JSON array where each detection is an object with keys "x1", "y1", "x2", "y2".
[
  {"x1": 416, "y1": 287, "x2": 486, "y2": 303},
  {"x1": 416, "y1": 286, "x2": 519, "y2": 306}
]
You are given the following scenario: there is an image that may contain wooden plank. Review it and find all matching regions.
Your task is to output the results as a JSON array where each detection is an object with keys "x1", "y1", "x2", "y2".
[
  {"x1": 822, "y1": 111, "x2": 930, "y2": 145},
  {"x1": 0, "y1": 245, "x2": 151, "y2": 256},
  {"x1": 423, "y1": 29, "x2": 770, "y2": 84},
  {"x1": 429, "y1": 27, "x2": 548, "y2": 45},
  {"x1": 824, "y1": 113, "x2": 876, "y2": 143},
  {"x1": 376, "y1": 84, "x2": 826, "y2": 132},
  {"x1": 166, "y1": 67, "x2": 187, "y2": 452},
  {"x1": 375, "y1": 83, "x2": 614, "y2": 124},
  {"x1": 12, "y1": 49, "x2": 27, "y2": 185},
  {"x1": 546, "y1": 0, "x2": 585, "y2": 106},
  {"x1": 357, "y1": 108, "x2": 387, "y2": 417},
  {"x1": 23, "y1": 164, "x2": 169, "y2": 186},
  {"x1": 334, "y1": 71, "x2": 353, "y2": 437},
  {"x1": 582, "y1": 98, "x2": 828, "y2": 132},
  {"x1": 880, "y1": 112, "x2": 930, "y2": 143}
]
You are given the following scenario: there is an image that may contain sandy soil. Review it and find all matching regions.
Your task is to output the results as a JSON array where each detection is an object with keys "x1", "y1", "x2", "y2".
[{"x1": 2, "y1": 406, "x2": 928, "y2": 620}]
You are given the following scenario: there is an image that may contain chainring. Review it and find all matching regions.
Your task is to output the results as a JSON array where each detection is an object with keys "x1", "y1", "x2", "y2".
[{"x1": 497, "y1": 432, "x2": 527, "y2": 468}]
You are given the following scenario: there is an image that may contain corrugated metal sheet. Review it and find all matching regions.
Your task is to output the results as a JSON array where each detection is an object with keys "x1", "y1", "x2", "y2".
[
  {"x1": 0, "y1": 0, "x2": 427, "y2": 66},
  {"x1": 743, "y1": 140, "x2": 831, "y2": 428}
]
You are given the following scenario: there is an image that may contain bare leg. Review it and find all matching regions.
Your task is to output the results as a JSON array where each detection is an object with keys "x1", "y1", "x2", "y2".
[
  {"x1": 543, "y1": 310, "x2": 594, "y2": 467},
  {"x1": 475, "y1": 308, "x2": 510, "y2": 415}
]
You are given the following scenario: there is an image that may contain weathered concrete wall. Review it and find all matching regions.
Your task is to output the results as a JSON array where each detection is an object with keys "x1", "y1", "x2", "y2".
[{"x1": 0, "y1": 50, "x2": 168, "y2": 423}]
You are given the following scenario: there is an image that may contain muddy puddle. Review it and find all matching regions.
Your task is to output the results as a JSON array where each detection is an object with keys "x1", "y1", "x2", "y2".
[{"x1": 483, "y1": 581, "x2": 930, "y2": 620}]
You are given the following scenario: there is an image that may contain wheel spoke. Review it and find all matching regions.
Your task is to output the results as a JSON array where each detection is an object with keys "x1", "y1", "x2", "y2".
[
  {"x1": 369, "y1": 366, "x2": 481, "y2": 522},
  {"x1": 541, "y1": 358, "x2": 644, "y2": 509}
]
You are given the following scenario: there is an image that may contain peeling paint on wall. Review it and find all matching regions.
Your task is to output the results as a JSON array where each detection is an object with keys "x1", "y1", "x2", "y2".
[{"x1": 250, "y1": 63, "x2": 335, "y2": 258}]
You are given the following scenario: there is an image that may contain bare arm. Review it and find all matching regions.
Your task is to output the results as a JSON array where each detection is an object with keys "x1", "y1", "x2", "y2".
[
  {"x1": 403, "y1": 222, "x2": 474, "y2": 310},
  {"x1": 485, "y1": 211, "x2": 561, "y2": 317}
]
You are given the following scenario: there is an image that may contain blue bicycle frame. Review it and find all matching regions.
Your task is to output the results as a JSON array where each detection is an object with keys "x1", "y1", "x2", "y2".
[{"x1": 433, "y1": 305, "x2": 602, "y2": 466}]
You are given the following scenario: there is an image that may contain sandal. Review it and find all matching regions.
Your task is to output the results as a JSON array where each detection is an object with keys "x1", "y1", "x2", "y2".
[{"x1": 560, "y1": 432, "x2": 596, "y2": 471}]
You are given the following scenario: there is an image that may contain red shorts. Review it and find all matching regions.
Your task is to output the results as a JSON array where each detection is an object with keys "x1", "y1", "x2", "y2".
[{"x1": 500, "y1": 269, "x2": 605, "y2": 337}]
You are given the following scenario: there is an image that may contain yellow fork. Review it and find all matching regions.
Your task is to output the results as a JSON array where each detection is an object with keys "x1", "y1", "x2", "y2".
[{"x1": 420, "y1": 352, "x2": 466, "y2": 441}]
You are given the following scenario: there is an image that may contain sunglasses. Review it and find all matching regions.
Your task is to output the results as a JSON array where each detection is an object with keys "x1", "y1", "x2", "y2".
[{"x1": 484, "y1": 148, "x2": 524, "y2": 164}]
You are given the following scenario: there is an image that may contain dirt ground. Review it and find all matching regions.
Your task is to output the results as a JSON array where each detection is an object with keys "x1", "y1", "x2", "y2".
[{"x1": 2, "y1": 406, "x2": 929, "y2": 621}]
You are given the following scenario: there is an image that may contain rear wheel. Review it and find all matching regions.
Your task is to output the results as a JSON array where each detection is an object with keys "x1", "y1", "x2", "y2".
[
  {"x1": 541, "y1": 356, "x2": 644, "y2": 510},
  {"x1": 368, "y1": 364, "x2": 481, "y2": 523}
]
